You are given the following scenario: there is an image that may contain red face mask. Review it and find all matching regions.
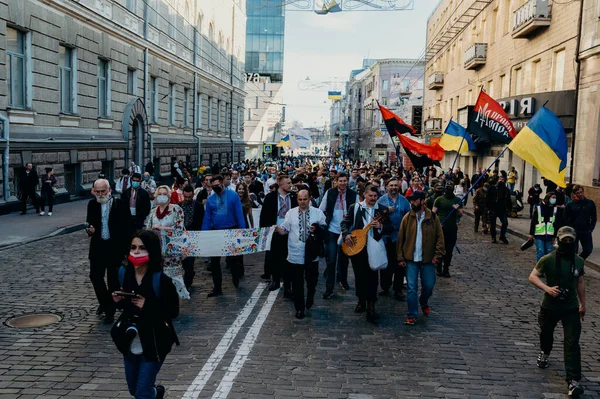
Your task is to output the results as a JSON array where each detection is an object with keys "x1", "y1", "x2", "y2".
[{"x1": 128, "y1": 252, "x2": 150, "y2": 268}]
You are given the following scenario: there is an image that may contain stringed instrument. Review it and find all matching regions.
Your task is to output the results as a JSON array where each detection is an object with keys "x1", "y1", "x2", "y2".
[{"x1": 341, "y1": 208, "x2": 388, "y2": 257}]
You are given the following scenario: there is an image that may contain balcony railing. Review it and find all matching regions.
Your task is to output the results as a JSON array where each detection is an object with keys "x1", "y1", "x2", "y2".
[
  {"x1": 512, "y1": 0, "x2": 551, "y2": 39},
  {"x1": 427, "y1": 72, "x2": 444, "y2": 90},
  {"x1": 464, "y1": 43, "x2": 487, "y2": 70},
  {"x1": 424, "y1": 118, "x2": 442, "y2": 133}
]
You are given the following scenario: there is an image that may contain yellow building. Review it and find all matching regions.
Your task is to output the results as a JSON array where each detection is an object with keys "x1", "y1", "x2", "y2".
[{"x1": 424, "y1": 0, "x2": 580, "y2": 194}]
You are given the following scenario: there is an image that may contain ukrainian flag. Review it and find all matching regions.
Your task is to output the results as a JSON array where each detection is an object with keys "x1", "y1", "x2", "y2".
[
  {"x1": 328, "y1": 91, "x2": 342, "y2": 101},
  {"x1": 508, "y1": 106, "x2": 567, "y2": 188},
  {"x1": 439, "y1": 120, "x2": 476, "y2": 154},
  {"x1": 276, "y1": 134, "x2": 290, "y2": 147}
]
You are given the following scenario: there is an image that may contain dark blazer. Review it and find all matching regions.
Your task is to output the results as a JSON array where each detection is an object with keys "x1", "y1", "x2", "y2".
[
  {"x1": 86, "y1": 198, "x2": 132, "y2": 260},
  {"x1": 340, "y1": 203, "x2": 393, "y2": 242},
  {"x1": 259, "y1": 191, "x2": 298, "y2": 227},
  {"x1": 184, "y1": 200, "x2": 205, "y2": 231},
  {"x1": 19, "y1": 169, "x2": 39, "y2": 193},
  {"x1": 122, "y1": 187, "x2": 151, "y2": 230}
]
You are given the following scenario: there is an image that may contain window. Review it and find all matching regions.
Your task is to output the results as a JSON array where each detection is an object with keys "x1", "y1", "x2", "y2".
[
  {"x1": 148, "y1": 0, "x2": 158, "y2": 26},
  {"x1": 127, "y1": 68, "x2": 136, "y2": 95},
  {"x1": 196, "y1": 93, "x2": 203, "y2": 128},
  {"x1": 553, "y1": 50, "x2": 565, "y2": 91},
  {"x1": 500, "y1": 74, "x2": 508, "y2": 97},
  {"x1": 98, "y1": 59, "x2": 110, "y2": 117},
  {"x1": 7, "y1": 28, "x2": 26, "y2": 108},
  {"x1": 532, "y1": 59, "x2": 541, "y2": 93},
  {"x1": 59, "y1": 45, "x2": 74, "y2": 114},
  {"x1": 126, "y1": 0, "x2": 136, "y2": 13},
  {"x1": 225, "y1": 103, "x2": 230, "y2": 132},
  {"x1": 503, "y1": 0, "x2": 511, "y2": 35},
  {"x1": 184, "y1": 88, "x2": 190, "y2": 127},
  {"x1": 208, "y1": 97, "x2": 213, "y2": 129},
  {"x1": 168, "y1": 83, "x2": 175, "y2": 125},
  {"x1": 382, "y1": 97, "x2": 388, "y2": 106},
  {"x1": 149, "y1": 76, "x2": 157, "y2": 123},
  {"x1": 217, "y1": 100, "x2": 222, "y2": 131},
  {"x1": 515, "y1": 68, "x2": 522, "y2": 95},
  {"x1": 487, "y1": 79, "x2": 494, "y2": 98},
  {"x1": 237, "y1": 106, "x2": 241, "y2": 133},
  {"x1": 382, "y1": 80, "x2": 389, "y2": 91},
  {"x1": 467, "y1": 89, "x2": 473, "y2": 104},
  {"x1": 490, "y1": 7, "x2": 498, "y2": 44},
  {"x1": 247, "y1": 107, "x2": 251, "y2": 121}
]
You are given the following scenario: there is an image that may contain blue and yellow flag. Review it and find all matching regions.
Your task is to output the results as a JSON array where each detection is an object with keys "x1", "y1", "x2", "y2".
[
  {"x1": 439, "y1": 120, "x2": 476, "y2": 154},
  {"x1": 508, "y1": 107, "x2": 567, "y2": 188},
  {"x1": 328, "y1": 91, "x2": 342, "y2": 100}
]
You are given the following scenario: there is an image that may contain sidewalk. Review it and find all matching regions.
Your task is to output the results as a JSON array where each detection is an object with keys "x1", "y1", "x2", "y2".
[
  {"x1": 462, "y1": 201, "x2": 600, "y2": 269},
  {"x1": 0, "y1": 200, "x2": 89, "y2": 249}
]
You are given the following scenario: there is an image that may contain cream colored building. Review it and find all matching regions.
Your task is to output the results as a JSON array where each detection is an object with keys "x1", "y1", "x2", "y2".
[{"x1": 424, "y1": 0, "x2": 580, "y2": 194}]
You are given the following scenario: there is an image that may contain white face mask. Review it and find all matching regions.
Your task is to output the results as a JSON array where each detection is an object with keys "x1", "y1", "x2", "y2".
[
  {"x1": 156, "y1": 195, "x2": 169, "y2": 205},
  {"x1": 549, "y1": 198, "x2": 557, "y2": 205}
]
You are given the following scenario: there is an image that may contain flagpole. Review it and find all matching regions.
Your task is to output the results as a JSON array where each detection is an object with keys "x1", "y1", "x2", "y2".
[
  {"x1": 449, "y1": 119, "x2": 467, "y2": 173},
  {"x1": 441, "y1": 146, "x2": 509, "y2": 226}
]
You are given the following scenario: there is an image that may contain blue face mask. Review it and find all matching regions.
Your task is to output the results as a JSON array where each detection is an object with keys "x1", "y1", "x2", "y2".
[
  {"x1": 143, "y1": 177, "x2": 149, "y2": 181},
  {"x1": 131, "y1": 181, "x2": 140, "y2": 189}
]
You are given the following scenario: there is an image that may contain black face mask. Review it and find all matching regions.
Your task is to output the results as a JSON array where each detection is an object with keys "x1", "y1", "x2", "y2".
[
  {"x1": 557, "y1": 241, "x2": 576, "y2": 256},
  {"x1": 213, "y1": 185, "x2": 223, "y2": 194},
  {"x1": 444, "y1": 188, "x2": 455, "y2": 198}
]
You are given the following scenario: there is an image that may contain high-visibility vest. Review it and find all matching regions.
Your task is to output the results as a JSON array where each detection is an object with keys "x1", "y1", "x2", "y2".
[{"x1": 534, "y1": 205, "x2": 557, "y2": 236}]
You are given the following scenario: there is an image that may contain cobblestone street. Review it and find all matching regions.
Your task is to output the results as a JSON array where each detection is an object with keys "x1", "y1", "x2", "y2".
[{"x1": 1, "y1": 218, "x2": 600, "y2": 398}]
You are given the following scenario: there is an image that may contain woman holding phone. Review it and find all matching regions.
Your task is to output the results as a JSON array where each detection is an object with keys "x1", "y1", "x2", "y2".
[{"x1": 111, "y1": 230, "x2": 179, "y2": 399}]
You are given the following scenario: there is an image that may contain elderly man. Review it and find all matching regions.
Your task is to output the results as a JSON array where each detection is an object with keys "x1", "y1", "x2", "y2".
[{"x1": 85, "y1": 179, "x2": 132, "y2": 323}]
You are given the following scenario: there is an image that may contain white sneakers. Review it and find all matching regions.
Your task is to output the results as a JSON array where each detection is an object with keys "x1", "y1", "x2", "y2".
[
  {"x1": 48, "y1": 212, "x2": 52, "y2": 216},
  {"x1": 39, "y1": 212, "x2": 45, "y2": 216}
]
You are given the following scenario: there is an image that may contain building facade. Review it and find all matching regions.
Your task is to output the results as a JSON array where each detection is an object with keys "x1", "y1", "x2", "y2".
[
  {"x1": 0, "y1": 0, "x2": 246, "y2": 213},
  {"x1": 243, "y1": 0, "x2": 285, "y2": 159},
  {"x1": 424, "y1": 0, "x2": 579, "y2": 193},
  {"x1": 339, "y1": 58, "x2": 424, "y2": 162}
]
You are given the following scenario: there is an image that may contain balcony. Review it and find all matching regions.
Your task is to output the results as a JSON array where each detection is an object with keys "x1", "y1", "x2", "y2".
[
  {"x1": 512, "y1": 0, "x2": 551, "y2": 39},
  {"x1": 427, "y1": 72, "x2": 444, "y2": 90},
  {"x1": 424, "y1": 118, "x2": 442, "y2": 133},
  {"x1": 464, "y1": 43, "x2": 487, "y2": 70}
]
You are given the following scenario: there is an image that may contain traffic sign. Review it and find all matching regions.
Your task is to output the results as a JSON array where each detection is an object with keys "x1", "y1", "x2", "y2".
[{"x1": 264, "y1": 144, "x2": 272, "y2": 154}]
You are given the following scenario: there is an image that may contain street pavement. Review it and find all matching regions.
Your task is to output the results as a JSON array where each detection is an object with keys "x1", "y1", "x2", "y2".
[{"x1": 1, "y1": 220, "x2": 600, "y2": 398}]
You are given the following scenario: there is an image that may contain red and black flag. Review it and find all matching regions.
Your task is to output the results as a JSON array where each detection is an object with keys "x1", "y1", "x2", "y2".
[
  {"x1": 378, "y1": 102, "x2": 417, "y2": 139},
  {"x1": 468, "y1": 90, "x2": 516, "y2": 144},
  {"x1": 398, "y1": 134, "x2": 444, "y2": 168}
]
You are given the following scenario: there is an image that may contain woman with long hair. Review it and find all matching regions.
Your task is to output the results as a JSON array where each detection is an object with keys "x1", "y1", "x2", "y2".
[
  {"x1": 236, "y1": 182, "x2": 254, "y2": 228},
  {"x1": 144, "y1": 185, "x2": 190, "y2": 299},
  {"x1": 111, "y1": 230, "x2": 179, "y2": 399}
]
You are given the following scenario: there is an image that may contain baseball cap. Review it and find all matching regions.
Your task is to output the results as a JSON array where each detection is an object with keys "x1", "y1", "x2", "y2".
[
  {"x1": 557, "y1": 226, "x2": 577, "y2": 241},
  {"x1": 407, "y1": 190, "x2": 426, "y2": 201},
  {"x1": 445, "y1": 181, "x2": 454, "y2": 188}
]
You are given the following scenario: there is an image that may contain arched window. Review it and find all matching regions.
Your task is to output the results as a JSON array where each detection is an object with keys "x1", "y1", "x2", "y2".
[
  {"x1": 196, "y1": 13, "x2": 203, "y2": 54},
  {"x1": 184, "y1": 1, "x2": 191, "y2": 47}
]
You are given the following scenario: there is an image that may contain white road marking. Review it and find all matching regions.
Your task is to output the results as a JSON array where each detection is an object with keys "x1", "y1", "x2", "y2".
[
  {"x1": 211, "y1": 289, "x2": 280, "y2": 399},
  {"x1": 182, "y1": 282, "x2": 268, "y2": 399}
]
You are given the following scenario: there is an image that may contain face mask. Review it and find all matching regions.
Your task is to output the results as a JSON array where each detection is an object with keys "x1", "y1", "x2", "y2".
[
  {"x1": 128, "y1": 251, "x2": 150, "y2": 268},
  {"x1": 483, "y1": 188, "x2": 489, "y2": 193},
  {"x1": 549, "y1": 198, "x2": 557, "y2": 205},
  {"x1": 143, "y1": 177, "x2": 149, "y2": 181},
  {"x1": 131, "y1": 181, "x2": 140, "y2": 189},
  {"x1": 557, "y1": 241, "x2": 576, "y2": 255},
  {"x1": 96, "y1": 195, "x2": 110, "y2": 204},
  {"x1": 271, "y1": 174, "x2": 276, "y2": 178},
  {"x1": 213, "y1": 185, "x2": 223, "y2": 194},
  {"x1": 156, "y1": 195, "x2": 169, "y2": 204}
]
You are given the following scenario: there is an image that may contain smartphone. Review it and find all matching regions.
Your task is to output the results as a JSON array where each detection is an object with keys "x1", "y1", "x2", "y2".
[{"x1": 114, "y1": 291, "x2": 138, "y2": 298}]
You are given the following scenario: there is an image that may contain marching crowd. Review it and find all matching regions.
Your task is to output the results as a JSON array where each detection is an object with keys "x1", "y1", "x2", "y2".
[{"x1": 27, "y1": 154, "x2": 590, "y2": 399}]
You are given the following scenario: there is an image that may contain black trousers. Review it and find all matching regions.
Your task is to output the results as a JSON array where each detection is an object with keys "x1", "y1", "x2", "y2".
[
  {"x1": 489, "y1": 211, "x2": 508, "y2": 239},
  {"x1": 269, "y1": 234, "x2": 291, "y2": 291},
  {"x1": 441, "y1": 226, "x2": 458, "y2": 273},
  {"x1": 290, "y1": 261, "x2": 319, "y2": 312},
  {"x1": 20, "y1": 190, "x2": 39, "y2": 213},
  {"x1": 40, "y1": 194, "x2": 54, "y2": 212},
  {"x1": 89, "y1": 241, "x2": 121, "y2": 315},
  {"x1": 380, "y1": 241, "x2": 404, "y2": 294},
  {"x1": 211, "y1": 255, "x2": 241, "y2": 292},
  {"x1": 182, "y1": 257, "x2": 195, "y2": 288},
  {"x1": 351, "y1": 251, "x2": 378, "y2": 305},
  {"x1": 538, "y1": 307, "x2": 581, "y2": 381}
]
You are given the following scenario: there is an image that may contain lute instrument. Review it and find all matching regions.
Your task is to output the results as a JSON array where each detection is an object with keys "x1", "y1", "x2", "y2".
[{"x1": 341, "y1": 208, "x2": 388, "y2": 257}]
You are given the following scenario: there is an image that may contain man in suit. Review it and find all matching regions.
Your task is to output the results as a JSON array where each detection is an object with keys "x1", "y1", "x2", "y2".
[
  {"x1": 260, "y1": 175, "x2": 298, "y2": 293},
  {"x1": 341, "y1": 184, "x2": 393, "y2": 323},
  {"x1": 19, "y1": 163, "x2": 40, "y2": 215},
  {"x1": 319, "y1": 172, "x2": 359, "y2": 298},
  {"x1": 122, "y1": 173, "x2": 151, "y2": 231},
  {"x1": 180, "y1": 185, "x2": 204, "y2": 290},
  {"x1": 85, "y1": 179, "x2": 132, "y2": 323}
]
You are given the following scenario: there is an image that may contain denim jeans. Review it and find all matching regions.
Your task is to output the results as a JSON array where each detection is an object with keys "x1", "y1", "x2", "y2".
[
  {"x1": 325, "y1": 231, "x2": 349, "y2": 293},
  {"x1": 535, "y1": 238, "x2": 554, "y2": 262},
  {"x1": 507, "y1": 182, "x2": 515, "y2": 194},
  {"x1": 123, "y1": 354, "x2": 163, "y2": 399},
  {"x1": 575, "y1": 231, "x2": 594, "y2": 259},
  {"x1": 406, "y1": 262, "x2": 436, "y2": 319}
]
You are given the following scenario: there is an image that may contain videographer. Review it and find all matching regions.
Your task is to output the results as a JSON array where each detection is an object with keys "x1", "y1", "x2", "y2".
[
  {"x1": 528, "y1": 226, "x2": 586, "y2": 398},
  {"x1": 111, "y1": 230, "x2": 180, "y2": 399}
]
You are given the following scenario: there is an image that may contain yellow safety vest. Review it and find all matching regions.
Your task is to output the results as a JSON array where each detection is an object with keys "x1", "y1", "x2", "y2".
[{"x1": 534, "y1": 205, "x2": 556, "y2": 236}]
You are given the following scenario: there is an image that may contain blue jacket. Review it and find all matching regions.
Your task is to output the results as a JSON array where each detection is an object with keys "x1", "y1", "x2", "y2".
[
  {"x1": 202, "y1": 190, "x2": 246, "y2": 230},
  {"x1": 377, "y1": 194, "x2": 411, "y2": 243}
]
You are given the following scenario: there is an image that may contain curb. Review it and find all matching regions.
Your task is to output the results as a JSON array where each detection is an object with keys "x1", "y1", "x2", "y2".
[
  {"x1": 0, "y1": 223, "x2": 87, "y2": 252},
  {"x1": 463, "y1": 211, "x2": 600, "y2": 272}
]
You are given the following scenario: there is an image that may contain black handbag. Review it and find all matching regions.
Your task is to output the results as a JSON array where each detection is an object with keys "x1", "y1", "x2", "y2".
[{"x1": 520, "y1": 237, "x2": 534, "y2": 251}]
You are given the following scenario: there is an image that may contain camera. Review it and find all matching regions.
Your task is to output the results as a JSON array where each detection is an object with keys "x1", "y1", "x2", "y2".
[{"x1": 557, "y1": 288, "x2": 570, "y2": 301}]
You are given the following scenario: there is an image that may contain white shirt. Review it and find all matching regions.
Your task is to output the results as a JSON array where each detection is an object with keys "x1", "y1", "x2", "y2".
[
  {"x1": 319, "y1": 189, "x2": 360, "y2": 234},
  {"x1": 280, "y1": 206, "x2": 326, "y2": 265},
  {"x1": 413, "y1": 211, "x2": 426, "y2": 262}
]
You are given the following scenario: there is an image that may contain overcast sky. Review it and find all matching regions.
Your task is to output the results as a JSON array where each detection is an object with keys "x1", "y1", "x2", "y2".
[{"x1": 281, "y1": 1, "x2": 439, "y2": 128}]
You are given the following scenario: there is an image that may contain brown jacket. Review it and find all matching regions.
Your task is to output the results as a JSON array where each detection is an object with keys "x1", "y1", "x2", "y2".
[{"x1": 396, "y1": 208, "x2": 445, "y2": 263}]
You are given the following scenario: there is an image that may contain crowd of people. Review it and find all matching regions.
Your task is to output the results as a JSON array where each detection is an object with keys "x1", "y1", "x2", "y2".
[{"x1": 75, "y1": 155, "x2": 595, "y2": 398}]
